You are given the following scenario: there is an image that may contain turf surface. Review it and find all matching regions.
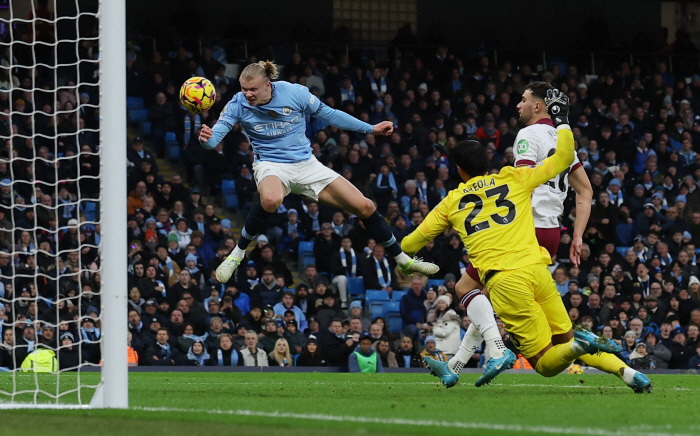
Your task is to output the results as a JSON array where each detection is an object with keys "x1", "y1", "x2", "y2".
[{"x1": 1, "y1": 372, "x2": 698, "y2": 436}]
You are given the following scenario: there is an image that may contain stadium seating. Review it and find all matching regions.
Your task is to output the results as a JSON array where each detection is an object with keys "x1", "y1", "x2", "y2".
[
  {"x1": 365, "y1": 290, "x2": 390, "y2": 320},
  {"x1": 615, "y1": 246, "x2": 631, "y2": 257},
  {"x1": 298, "y1": 241, "x2": 314, "y2": 260},
  {"x1": 427, "y1": 279, "x2": 443, "y2": 289},
  {"x1": 165, "y1": 132, "x2": 180, "y2": 161},
  {"x1": 391, "y1": 290, "x2": 407, "y2": 302},
  {"x1": 348, "y1": 277, "x2": 365, "y2": 301},
  {"x1": 221, "y1": 179, "x2": 238, "y2": 210},
  {"x1": 382, "y1": 301, "x2": 402, "y2": 333}
]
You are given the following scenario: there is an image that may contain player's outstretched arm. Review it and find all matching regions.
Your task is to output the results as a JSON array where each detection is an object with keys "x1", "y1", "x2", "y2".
[
  {"x1": 521, "y1": 89, "x2": 574, "y2": 189},
  {"x1": 313, "y1": 104, "x2": 392, "y2": 135},
  {"x1": 401, "y1": 199, "x2": 450, "y2": 256}
]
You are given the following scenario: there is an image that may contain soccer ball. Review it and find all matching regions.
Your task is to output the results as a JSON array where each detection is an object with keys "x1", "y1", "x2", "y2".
[
  {"x1": 180, "y1": 77, "x2": 216, "y2": 112},
  {"x1": 567, "y1": 363, "x2": 584, "y2": 374}
]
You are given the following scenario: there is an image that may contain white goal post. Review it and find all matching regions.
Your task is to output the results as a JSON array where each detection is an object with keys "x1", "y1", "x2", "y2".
[
  {"x1": 96, "y1": 0, "x2": 128, "y2": 409},
  {"x1": 0, "y1": 0, "x2": 126, "y2": 408}
]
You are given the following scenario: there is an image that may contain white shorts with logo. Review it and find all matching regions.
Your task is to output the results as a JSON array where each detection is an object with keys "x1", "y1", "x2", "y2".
[{"x1": 252, "y1": 158, "x2": 340, "y2": 201}]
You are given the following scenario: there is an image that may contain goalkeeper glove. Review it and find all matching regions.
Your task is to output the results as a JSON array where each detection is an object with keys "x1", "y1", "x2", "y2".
[{"x1": 545, "y1": 88, "x2": 570, "y2": 127}]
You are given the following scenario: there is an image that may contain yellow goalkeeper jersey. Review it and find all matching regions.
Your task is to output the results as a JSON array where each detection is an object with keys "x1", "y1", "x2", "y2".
[{"x1": 402, "y1": 127, "x2": 575, "y2": 275}]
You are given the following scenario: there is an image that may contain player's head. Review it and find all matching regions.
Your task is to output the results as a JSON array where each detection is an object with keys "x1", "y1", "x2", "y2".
[
  {"x1": 451, "y1": 140, "x2": 489, "y2": 181},
  {"x1": 239, "y1": 60, "x2": 279, "y2": 106},
  {"x1": 518, "y1": 81, "x2": 553, "y2": 125}
]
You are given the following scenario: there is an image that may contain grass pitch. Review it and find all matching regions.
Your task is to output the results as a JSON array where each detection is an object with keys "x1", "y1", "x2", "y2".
[{"x1": 1, "y1": 372, "x2": 698, "y2": 436}]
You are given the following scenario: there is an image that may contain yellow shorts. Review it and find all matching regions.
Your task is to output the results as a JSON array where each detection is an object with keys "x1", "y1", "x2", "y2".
[{"x1": 485, "y1": 264, "x2": 572, "y2": 359}]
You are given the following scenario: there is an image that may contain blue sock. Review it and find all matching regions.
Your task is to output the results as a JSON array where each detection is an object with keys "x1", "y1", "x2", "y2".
[
  {"x1": 361, "y1": 211, "x2": 402, "y2": 257},
  {"x1": 238, "y1": 202, "x2": 272, "y2": 250}
]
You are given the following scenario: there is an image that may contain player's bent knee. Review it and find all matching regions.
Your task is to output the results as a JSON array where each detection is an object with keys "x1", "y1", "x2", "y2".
[
  {"x1": 355, "y1": 198, "x2": 375, "y2": 219},
  {"x1": 260, "y1": 196, "x2": 283, "y2": 213}
]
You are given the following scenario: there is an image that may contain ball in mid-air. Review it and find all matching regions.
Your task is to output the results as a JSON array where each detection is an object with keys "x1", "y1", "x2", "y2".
[
  {"x1": 180, "y1": 77, "x2": 216, "y2": 112},
  {"x1": 567, "y1": 363, "x2": 584, "y2": 374}
]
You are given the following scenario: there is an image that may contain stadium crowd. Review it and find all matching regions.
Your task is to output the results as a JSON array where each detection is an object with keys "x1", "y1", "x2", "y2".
[{"x1": 3, "y1": 21, "x2": 700, "y2": 371}]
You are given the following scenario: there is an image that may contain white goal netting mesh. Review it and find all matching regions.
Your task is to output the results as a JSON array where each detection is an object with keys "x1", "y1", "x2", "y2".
[{"x1": 0, "y1": 0, "x2": 103, "y2": 405}]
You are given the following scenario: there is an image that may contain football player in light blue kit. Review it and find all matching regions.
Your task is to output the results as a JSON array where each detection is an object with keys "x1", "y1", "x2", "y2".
[{"x1": 200, "y1": 61, "x2": 439, "y2": 284}]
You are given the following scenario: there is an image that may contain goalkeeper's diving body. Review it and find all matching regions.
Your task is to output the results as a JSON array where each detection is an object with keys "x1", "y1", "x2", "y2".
[
  {"x1": 199, "y1": 61, "x2": 439, "y2": 283},
  {"x1": 427, "y1": 83, "x2": 652, "y2": 392},
  {"x1": 401, "y1": 89, "x2": 650, "y2": 390}
]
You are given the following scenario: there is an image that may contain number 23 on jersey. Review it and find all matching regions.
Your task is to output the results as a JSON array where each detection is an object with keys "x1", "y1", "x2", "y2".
[{"x1": 458, "y1": 184, "x2": 517, "y2": 236}]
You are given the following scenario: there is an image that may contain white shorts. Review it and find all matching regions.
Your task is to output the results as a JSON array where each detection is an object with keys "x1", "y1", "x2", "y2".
[{"x1": 252, "y1": 158, "x2": 340, "y2": 201}]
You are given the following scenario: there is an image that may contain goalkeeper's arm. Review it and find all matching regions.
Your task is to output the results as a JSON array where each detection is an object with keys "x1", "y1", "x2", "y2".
[{"x1": 401, "y1": 199, "x2": 451, "y2": 256}]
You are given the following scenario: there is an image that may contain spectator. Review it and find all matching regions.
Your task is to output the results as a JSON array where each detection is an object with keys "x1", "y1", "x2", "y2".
[
  {"x1": 315, "y1": 293, "x2": 345, "y2": 332},
  {"x1": 362, "y1": 244, "x2": 396, "y2": 294},
  {"x1": 241, "y1": 331, "x2": 268, "y2": 367},
  {"x1": 331, "y1": 236, "x2": 361, "y2": 309},
  {"x1": 146, "y1": 328, "x2": 183, "y2": 366},
  {"x1": 400, "y1": 277, "x2": 427, "y2": 342},
  {"x1": 296, "y1": 337, "x2": 326, "y2": 366},
  {"x1": 374, "y1": 336, "x2": 398, "y2": 368},
  {"x1": 320, "y1": 318, "x2": 355, "y2": 367},
  {"x1": 257, "y1": 319, "x2": 282, "y2": 354},
  {"x1": 688, "y1": 342, "x2": 700, "y2": 370},
  {"x1": 419, "y1": 335, "x2": 448, "y2": 364},
  {"x1": 314, "y1": 222, "x2": 341, "y2": 275},
  {"x1": 432, "y1": 295, "x2": 461, "y2": 357},
  {"x1": 641, "y1": 331, "x2": 672, "y2": 368},
  {"x1": 268, "y1": 338, "x2": 293, "y2": 367},
  {"x1": 348, "y1": 332, "x2": 384, "y2": 373},
  {"x1": 283, "y1": 320, "x2": 307, "y2": 355},
  {"x1": 395, "y1": 335, "x2": 422, "y2": 368},
  {"x1": 184, "y1": 339, "x2": 210, "y2": 366}
]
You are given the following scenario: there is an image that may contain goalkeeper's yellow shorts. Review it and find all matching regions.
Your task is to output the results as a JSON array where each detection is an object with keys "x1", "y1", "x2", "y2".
[{"x1": 486, "y1": 264, "x2": 572, "y2": 358}]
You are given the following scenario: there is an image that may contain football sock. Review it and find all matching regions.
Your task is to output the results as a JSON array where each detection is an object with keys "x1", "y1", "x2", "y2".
[
  {"x1": 464, "y1": 293, "x2": 505, "y2": 360},
  {"x1": 534, "y1": 338, "x2": 586, "y2": 377},
  {"x1": 620, "y1": 366, "x2": 640, "y2": 386},
  {"x1": 579, "y1": 353, "x2": 632, "y2": 382},
  {"x1": 449, "y1": 323, "x2": 481, "y2": 374},
  {"x1": 361, "y1": 211, "x2": 404, "y2": 259},
  {"x1": 236, "y1": 202, "x2": 272, "y2": 251}
]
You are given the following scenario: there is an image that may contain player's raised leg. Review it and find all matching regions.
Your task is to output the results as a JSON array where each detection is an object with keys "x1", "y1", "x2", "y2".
[
  {"x1": 317, "y1": 176, "x2": 439, "y2": 276},
  {"x1": 488, "y1": 265, "x2": 621, "y2": 377},
  {"x1": 551, "y1": 333, "x2": 652, "y2": 393},
  {"x1": 216, "y1": 175, "x2": 286, "y2": 283}
]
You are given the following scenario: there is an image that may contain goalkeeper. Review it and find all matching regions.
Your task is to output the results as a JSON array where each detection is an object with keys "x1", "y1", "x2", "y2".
[
  {"x1": 401, "y1": 89, "x2": 648, "y2": 389},
  {"x1": 199, "y1": 61, "x2": 438, "y2": 282}
]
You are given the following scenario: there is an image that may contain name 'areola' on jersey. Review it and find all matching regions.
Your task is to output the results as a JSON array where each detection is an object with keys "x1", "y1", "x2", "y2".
[
  {"x1": 211, "y1": 81, "x2": 373, "y2": 164},
  {"x1": 513, "y1": 118, "x2": 582, "y2": 229}
]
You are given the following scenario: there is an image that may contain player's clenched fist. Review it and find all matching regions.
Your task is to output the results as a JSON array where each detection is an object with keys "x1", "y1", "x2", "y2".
[
  {"x1": 199, "y1": 124, "x2": 213, "y2": 142},
  {"x1": 545, "y1": 88, "x2": 569, "y2": 128},
  {"x1": 372, "y1": 121, "x2": 394, "y2": 136}
]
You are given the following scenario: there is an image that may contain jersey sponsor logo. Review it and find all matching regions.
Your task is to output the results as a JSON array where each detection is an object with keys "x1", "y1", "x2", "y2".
[
  {"x1": 219, "y1": 105, "x2": 227, "y2": 119},
  {"x1": 283, "y1": 107, "x2": 292, "y2": 115},
  {"x1": 516, "y1": 139, "x2": 530, "y2": 154},
  {"x1": 252, "y1": 116, "x2": 300, "y2": 136},
  {"x1": 310, "y1": 95, "x2": 316, "y2": 104}
]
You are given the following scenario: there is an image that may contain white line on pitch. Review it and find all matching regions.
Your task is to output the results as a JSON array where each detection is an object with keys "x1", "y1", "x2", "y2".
[{"x1": 132, "y1": 406, "x2": 694, "y2": 436}]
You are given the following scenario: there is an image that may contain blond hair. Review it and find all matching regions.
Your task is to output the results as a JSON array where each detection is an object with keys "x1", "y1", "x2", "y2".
[
  {"x1": 240, "y1": 60, "x2": 279, "y2": 81},
  {"x1": 270, "y1": 338, "x2": 292, "y2": 365}
]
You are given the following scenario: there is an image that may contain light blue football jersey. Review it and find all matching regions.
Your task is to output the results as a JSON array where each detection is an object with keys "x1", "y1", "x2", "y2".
[{"x1": 201, "y1": 81, "x2": 373, "y2": 164}]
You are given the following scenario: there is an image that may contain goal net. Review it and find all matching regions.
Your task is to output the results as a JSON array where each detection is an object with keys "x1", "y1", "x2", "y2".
[{"x1": 0, "y1": 0, "x2": 126, "y2": 408}]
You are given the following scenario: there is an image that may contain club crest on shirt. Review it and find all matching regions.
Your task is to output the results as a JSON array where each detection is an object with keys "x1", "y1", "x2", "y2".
[
  {"x1": 268, "y1": 110, "x2": 278, "y2": 119},
  {"x1": 283, "y1": 107, "x2": 292, "y2": 116}
]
